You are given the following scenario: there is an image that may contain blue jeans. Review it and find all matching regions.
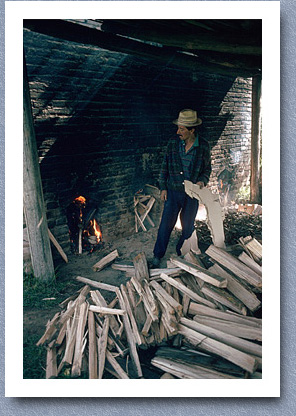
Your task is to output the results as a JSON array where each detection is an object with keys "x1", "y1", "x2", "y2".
[{"x1": 153, "y1": 189, "x2": 199, "y2": 258}]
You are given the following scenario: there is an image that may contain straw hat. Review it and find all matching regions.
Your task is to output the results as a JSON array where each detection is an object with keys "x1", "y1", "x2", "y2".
[{"x1": 173, "y1": 109, "x2": 202, "y2": 127}]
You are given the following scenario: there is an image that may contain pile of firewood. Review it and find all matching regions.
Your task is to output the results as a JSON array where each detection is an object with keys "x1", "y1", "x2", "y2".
[{"x1": 37, "y1": 237, "x2": 262, "y2": 379}]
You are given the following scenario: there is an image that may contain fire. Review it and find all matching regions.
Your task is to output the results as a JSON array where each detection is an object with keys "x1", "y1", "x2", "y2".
[
  {"x1": 85, "y1": 219, "x2": 102, "y2": 243},
  {"x1": 92, "y1": 219, "x2": 102, "y2": 243},
  {"x1": 74, "y1": 196, "x2": 86, "y2": 204}
]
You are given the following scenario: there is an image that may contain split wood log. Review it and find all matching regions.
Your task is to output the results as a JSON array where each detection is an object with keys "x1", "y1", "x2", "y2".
[
  {"x1": 153, "y1": 290, "x2": 175, "y2": 316},
  {"x1": 188, "y1": 303, "x2": 262, "y2": 328},
  {"x1": 59, "y1": 285, "x2": 90, "y2": 326},
  {"x1": 193, "y1": 315, "x2": 262, "y2": 341},
  {"x1": 106, "y1": 350, "x2": 129, "y2": 379},
  {"x1": 120, "y1": 284, "x2": 142, "y2": 345},
  {"x1": 180, "y1": 317, "x2": 262, "y2": 357},
  {"x1": 98, "y1": 316, "x2": 109, "y2": 379},
  {"x1": 208, "y1": 263, "x2": 261, "y2": 312},
  {"x1": 48, "y1": 229, "x2": 68, "y2": 263},
  {"x1": 205, "y1": 245, "x2": 262, "y2": 288},
  {"x1": 170, "y1": 255, "x2": 227, "y2": 288},
  {"x1": 62, "y1": 305, "x2": 80, "y2": 367},
  {"x1": 200, "y1": 285, "x2": 247, "y2": 315},
  {"x1": 90, "y1": 290, "x2": 121, "y2": 335},
  {"x1": 159, "y1": 319, "x2": 168, "y2": 343},
  {"x1": 184, "y1": 251, "x2": 207, "y2": 268},
  {"x1": 126, "y1": 280, "x2": 147, "y2": 330},
  {"x1": 150, "y1": 280, "x2": 183, "y2": 315},
  {"x1": 238, "y1": 251, "x2": 262, "y2": 275},
  {"x1": 130, "y1": 276, "x2": 159, "y2": 321},
  {"x1": 55, "y1": 321, "x2": 67, "y2": 346},
  {"x1": 151, "y1": 356, "x2": 238, "y2": 379},
  {"x1": 141, "y1": 315, "x2": 153, "y2": 337},
  {"x1": 182, "y1": 294, "x2": 190, "y2": 316},
  {"x1": 116, "y1": 288, "x2": 143, "y2": 378},
  {"x1": 88, "y1": 310, "x2": 98, "y2": 379},
  {"x1": 184, "y1": 180, "x2": 226, "y2": 248},
  {"x1": 76, "y1": 276, "x2": 118, "y2": 293},
  {"x1": 46, "y1": 344, "x2": 58, "y2": 379},
  {"x1": 133, "y1": 252, "x2": 150, "y2": 283},
  {"x1": 178, "y1": 324, "x2": 258, "y2": 373},
  {"x1": 143, "y1": 280, "x2": 159, "y2": 317},
  {"x1": 36, "y1": 312, "x2": 60, "y2": 346},
  {"x1": 72, "y1": 302, "x2": 89, "y2": 377},
  {"x1": 92, "y1": 249, "x2": 119, "y2": 271},
  {"x1": 88, "y1": 305, "x2": 126, "y2": 316},
  {"x1": 159, "y1": 273, "x2": 217, "y2": 309},
  {"x1": 240, "y1": 237, "x2": 262, "y2": 262}
]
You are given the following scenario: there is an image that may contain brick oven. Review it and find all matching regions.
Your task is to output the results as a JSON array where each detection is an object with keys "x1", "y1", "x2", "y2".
[{"x1": 23, "y1": 21, "x2": 255, "y2": 258}]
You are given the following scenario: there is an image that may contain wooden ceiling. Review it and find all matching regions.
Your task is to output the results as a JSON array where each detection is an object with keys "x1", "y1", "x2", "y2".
[{"x1": 24, "y1": 19, "x2": 262, "y2": 78}]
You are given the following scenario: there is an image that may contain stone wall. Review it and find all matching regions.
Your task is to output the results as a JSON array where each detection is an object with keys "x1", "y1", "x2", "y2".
[{"x1": 23, "y1": 28, "x2": 252, "y2": 252}]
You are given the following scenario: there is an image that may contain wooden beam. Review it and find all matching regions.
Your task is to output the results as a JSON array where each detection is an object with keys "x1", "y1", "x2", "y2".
[
  {"x1": 250, "y1": 75, "x2": 262, "y2": 203},
  {"x1": 23, "y1": 53, "x2": 55, "y2": 281},
  {"x1": 24, "y1": 19, "x2": 260, "y2": 77}
]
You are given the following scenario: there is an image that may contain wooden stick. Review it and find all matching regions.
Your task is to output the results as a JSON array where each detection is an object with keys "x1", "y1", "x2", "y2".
[
  {"x1": 90, "y1": 290, "x2": 121, "y2": 335},
  {"x1": 48, "y1": 228, "x2": 68, "y2": 263},
  {"x1": 178, "y1": 324, "x2": 258, "y2": 373},
  {"x1": 62, "y1": 305, "x2": 80, "y2": 366},
  {"x1": 92, "y1": 249, "x2": 119, "y2": 271},
  {"x1": 238, "y1": 251, "x2": 262, "y2": 275},
  {"x1": 88, "y1": 310, "x2": 98, "y2": 379},
  {"x1": 89, "y1": 305, "x2": 126, "y2": 316},
  {"x1": 159, "y1": 273, "x2": 217, "y2": 309},
  {"x1": 170, "y1": 255, "x2": 227, "y2": 288},
  {"x1": 200, "y1": 285, "x2": 248, "y2": 315},
  {"x1": 72, "y1": 302, "x2": 89, "y2": 377},
  {"x1": 180, "y1": 317, "x2": 262, "y2": 357},
  {"x1": 78, "y1": 228, "x2": 83, "y2": 254},
  {"x1": 76, "y1": 276, "x2": 118, "y2": 293},
  {"x1": 46, "y1": 345, "x2": 58, "y2": 379},
  {"x1": 36, "y1": 312, "x2": 60, "y2": 346},
  {"x1": 150, "y1": 280, "x2": 183, "y2": 315},
  {"x1": 106, "y1": 350, "x2": 129, "y2": 379},
  {"x1": 205, "y1": 245, "x2": 262, "y2": 288},
  {"x1": 189, "y1": 303, "x2": 262, "y2": 327},
  {"x1": 133, "y1": 252, "x2": 150, "y2": 282},
  {"x1": 141, "y1": 315, "x2": 153, "y2": 337},
  {"x1": 193, "y1": 315, "x2": 262, "y2": 341},
  {"x1": 120, "y1": 284, "x2": 142, "y2": 345},
  {"x1": 116, "y1": 288, "x2": 143, "y2": 378},
  {"x1": 152, "y1": 357, "x2": 238, "y2": 379},
  {"x1": 208, "y1": 263, "x2": 261, "y2": 312},
  {"x1": 98, "y1": 316, "x2": 109, "y2": 379},
  {"x1": 130, "y1": 276, "x2": 159, "y2": 321}
]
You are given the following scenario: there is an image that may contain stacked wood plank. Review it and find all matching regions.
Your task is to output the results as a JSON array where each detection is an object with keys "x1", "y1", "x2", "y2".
[{"x1": 37, "y1": 241, "x2": 262, "y2": 379}]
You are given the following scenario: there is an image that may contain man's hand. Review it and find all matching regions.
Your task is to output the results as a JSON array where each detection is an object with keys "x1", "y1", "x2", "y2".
[
  {"x1": 196, "y1": 181, "x2": 205, "y2": 189},
  {"x1": 161, "y1": 190, "x2": 168, "y2": 201}
]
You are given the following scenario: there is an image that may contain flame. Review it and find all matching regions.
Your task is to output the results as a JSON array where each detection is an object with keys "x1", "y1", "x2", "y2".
[
  {"x1": 86, "y1": 219, "x2": 102, "y2": 243},
  {"x1": 74, "y1": 196, "x2": 86, "y2": 204}
]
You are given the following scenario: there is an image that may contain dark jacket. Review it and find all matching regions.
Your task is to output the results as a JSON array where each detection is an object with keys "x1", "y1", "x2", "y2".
[{"x1": 159, "y1": 136, "x2": 211, "y2": 192}]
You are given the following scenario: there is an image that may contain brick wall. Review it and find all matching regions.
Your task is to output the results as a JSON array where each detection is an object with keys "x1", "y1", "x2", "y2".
[{"x1": 23, "y1": 29, "x2": 252, "y2": 252}]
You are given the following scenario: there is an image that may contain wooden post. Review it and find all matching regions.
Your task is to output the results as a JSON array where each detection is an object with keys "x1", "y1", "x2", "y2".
[
  {"x1": 23, "y1": 53, "x2": 54, "y2": 281},
  {"x1": 250, "y1": 75, "x2": 262, "y2": 203}
]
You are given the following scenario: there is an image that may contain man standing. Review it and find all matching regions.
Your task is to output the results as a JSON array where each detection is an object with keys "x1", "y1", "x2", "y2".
[{"x1": 152, "y1": 109, "x2": 211, "y2": 267}]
